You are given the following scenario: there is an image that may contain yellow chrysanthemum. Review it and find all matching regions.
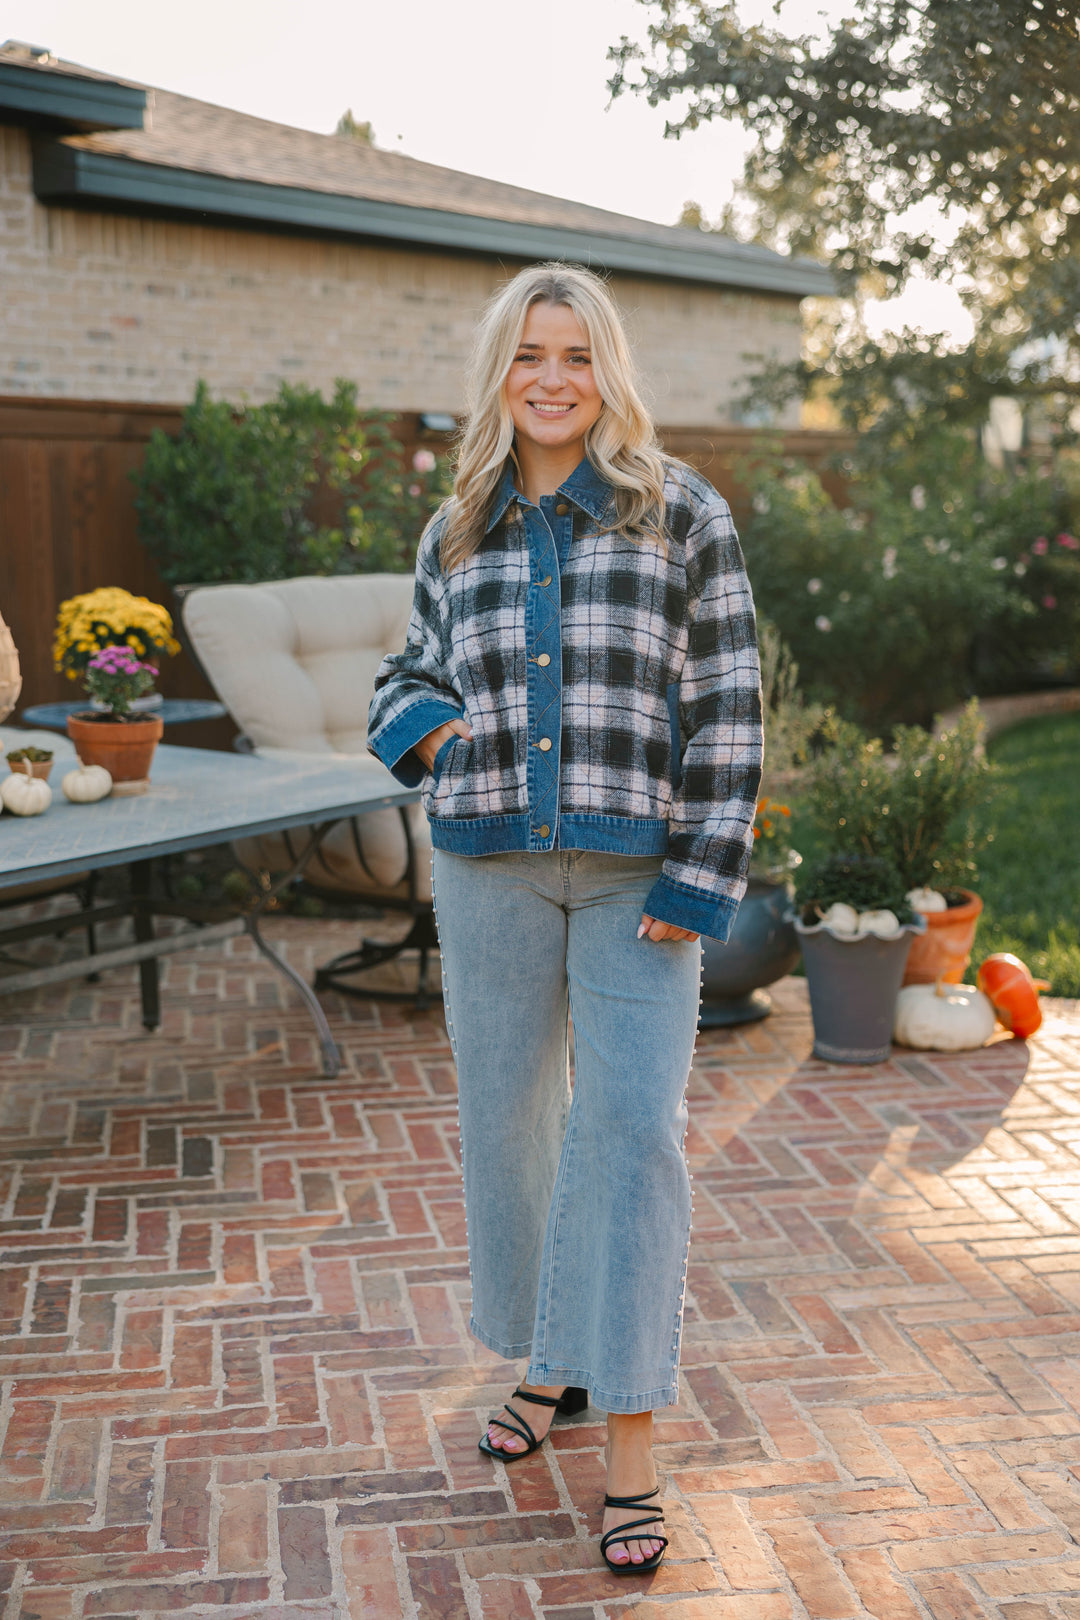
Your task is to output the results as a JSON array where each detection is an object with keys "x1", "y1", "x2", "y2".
[{"x1": 53, "y1": 586, "x2": 180, "y2": 672}]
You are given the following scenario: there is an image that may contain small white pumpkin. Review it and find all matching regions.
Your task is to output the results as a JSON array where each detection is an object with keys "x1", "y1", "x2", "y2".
[
  {"x1": 819, "y1": 902, "x2": 860, "y2": 935},
  {"x1": 894, "y1": 981, "x2": 996, "y2": 1051},
  {"x1": 62, "y1": 761, "x2": 112, "y2": 803},
  {"x1": 1, "y1": 763, "x2": 51, "y2": 816},
  {"x1": 907, "y1": 886, "x2": 948, "y2": 913},
  {"x1": 859, "y1": 908, "x2": 902, "y2": 938}
]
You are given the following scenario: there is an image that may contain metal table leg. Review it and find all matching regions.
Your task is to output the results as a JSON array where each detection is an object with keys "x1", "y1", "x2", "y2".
[
  {"x1": 131, "y1": 859, "x2": 160, "y2": 1031},
  {"x1": 235, "y1": 824, "x2": 343, "y2": 1078}
]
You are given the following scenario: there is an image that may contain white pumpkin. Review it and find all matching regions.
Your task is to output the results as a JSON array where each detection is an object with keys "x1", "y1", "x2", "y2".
[
  {"x1": 62, "y1": 762, "x2": 112, "y2": 803},
  {"x1": 907, "y1": 886, "x2": 948, "y2": 913},
  {"x1": 819, "y1": 902, "x2": 860, "y2": 935},
  {"x1": 859, "y1": 908, "x2": 902, "y2": 938},
  {"x1": 894, "y1": 981, "x2": 996, "y2": 1051},
  {"x1": 1, "y1": 765, "x2": 51, "y2": 816}
]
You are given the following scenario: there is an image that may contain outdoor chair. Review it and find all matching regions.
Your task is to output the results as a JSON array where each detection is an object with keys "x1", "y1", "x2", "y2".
[{"x1": 179, "y1": 575, "x2": 436, "y2": 1004}]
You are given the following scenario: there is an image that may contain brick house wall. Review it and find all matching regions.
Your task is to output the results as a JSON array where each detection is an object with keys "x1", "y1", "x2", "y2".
[{"x1": 0, "y1": 125, "x2": 803, "y2": 426}]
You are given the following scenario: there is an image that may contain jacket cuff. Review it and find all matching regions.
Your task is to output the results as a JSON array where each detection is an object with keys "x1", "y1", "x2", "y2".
[
  {"x1": 368, "y1": 699, "x2": 463, "y2": 788},
  {"x1": 644, "y1": 875, "x2": 741, "y2": 943}
]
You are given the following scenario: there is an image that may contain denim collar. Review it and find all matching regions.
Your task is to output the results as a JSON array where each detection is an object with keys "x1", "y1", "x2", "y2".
[{"x1": 485, "y1": 456, "x2": 612, "y2": 533}]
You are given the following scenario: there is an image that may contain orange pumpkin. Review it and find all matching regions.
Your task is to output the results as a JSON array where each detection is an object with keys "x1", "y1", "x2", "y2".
[{"x1": 975, "y1": 953, "x2": 1050, "y2": 1039}]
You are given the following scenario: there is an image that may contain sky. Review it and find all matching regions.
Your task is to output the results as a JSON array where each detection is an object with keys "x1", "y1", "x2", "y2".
[{"x1": 1, "y1": 0, "x2": 972, "y2": 343}]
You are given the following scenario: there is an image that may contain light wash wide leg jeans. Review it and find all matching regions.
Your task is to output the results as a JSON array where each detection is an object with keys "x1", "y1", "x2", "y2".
[{"x1": 433, "y1": 848, "x2": 701, "y2": 1414}]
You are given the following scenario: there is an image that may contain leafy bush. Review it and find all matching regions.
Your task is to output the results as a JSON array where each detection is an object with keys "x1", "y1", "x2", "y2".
[
  {"x1": 758, "y1": 620, "x2": 825, "y2": 790},
  {"x1": 796, "y1": 853, "x2": 914, "y2": 924},
  {"x1": 133, "y1": 380, "x2": 450, "y2": 586},
  {"x1": 741, "y1": 436, "x2": 1080, "y2": 728},
  {"x1": 800, "y1": 701, "x2": 993, "y2": 893}
]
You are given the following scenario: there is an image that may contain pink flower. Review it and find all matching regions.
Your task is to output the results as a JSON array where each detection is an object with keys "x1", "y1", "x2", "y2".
[
  {"x1": 412, "y1": 449, "x2": 436, "y2": 473},
  {"x1": 1033, "y1": 536, "x2": 1049, "y2": 555},
  {"x1": 1042, "y1": 594, "x2": 1057, "y2": 610},
  {"x1": 1057, "y1": 532, "x2": 1080, "y2": 550}
]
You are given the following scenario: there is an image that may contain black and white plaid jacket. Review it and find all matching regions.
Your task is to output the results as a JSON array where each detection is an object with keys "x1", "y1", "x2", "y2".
[{"x1": 368, "y1": 456, "x2": 762, "y2": 939}]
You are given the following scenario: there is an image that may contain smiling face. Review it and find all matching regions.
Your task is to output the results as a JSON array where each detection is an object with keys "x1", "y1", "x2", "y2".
[{"x1": 505, "y1": 300, "x2": 604, "y2": 476}]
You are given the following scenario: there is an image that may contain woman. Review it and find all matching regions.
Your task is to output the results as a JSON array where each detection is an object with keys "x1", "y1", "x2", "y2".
[{"x1": 368, "y1": 263, "x2": 761, "y2": 1572}]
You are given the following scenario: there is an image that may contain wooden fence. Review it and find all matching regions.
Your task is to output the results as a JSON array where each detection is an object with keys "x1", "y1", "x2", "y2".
[{"x1": 0, "y1": 395, "x2": 852, "y2": 748}]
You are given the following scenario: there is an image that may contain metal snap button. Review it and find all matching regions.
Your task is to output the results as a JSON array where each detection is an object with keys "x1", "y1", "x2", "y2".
[
  {"x1": 538, "y1": 824, "x2": 550, "y2": 837},
  {"x1": 537, "y1": 653, "x2": 550, "y2": 667},
  {"x1": 538, "y1": 737, "x2": 552, "y2": 751},
  {"x1": 555, "y1": 502, "x2": 569, "y2": 515},
  {"x1": 539, "y1": 575, "x2": 552, "y2": 587}
]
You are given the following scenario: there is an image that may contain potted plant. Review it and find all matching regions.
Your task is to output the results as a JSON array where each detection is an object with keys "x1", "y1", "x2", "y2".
[
  {"x1": 794, "y1": 853, "x2": 926, "y2": 1063},
  {"x1": 5, "y1": 745, "x2": 54, "y2": 781},
  {"x1": 700, "y1": 796, "x2": 802, "y2": 1025},
  {"x1": 801, "y1": 702, "x2": 992, "y2": 987},
  {"x1": 54, "y1": 588, "x2": 180, "y2": 792},
  {"x1": 700, "y1": 626, "x2": 821, "y2": 1025}
]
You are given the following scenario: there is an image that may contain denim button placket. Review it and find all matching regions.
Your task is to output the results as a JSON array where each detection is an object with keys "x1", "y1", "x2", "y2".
[{"x1": 523, "y1": 497, "x2": 564, "y2": 850}]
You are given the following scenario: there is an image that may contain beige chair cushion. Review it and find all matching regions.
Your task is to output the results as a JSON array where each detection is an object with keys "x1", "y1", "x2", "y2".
[{"x1": 182, "y1": 577, "x2": 431, "y2": 901}]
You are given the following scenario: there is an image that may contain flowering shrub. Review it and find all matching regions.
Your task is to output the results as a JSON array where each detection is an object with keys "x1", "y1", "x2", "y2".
[
  {"x1": 54, "y1": 587, "x2": 180, "y2": 679},
  {"x1": 84, "y1": 645, "x2": 159, "y2": 717},
  {"x1": 751, "y1": 794, "x2": 799, "y2": 876},
  {"x1": 741, "y1": 441, "x2": 1080, "y2": 727},
  {"x1": 134, "y1": 380, "x2": 451, "y2": 585}
]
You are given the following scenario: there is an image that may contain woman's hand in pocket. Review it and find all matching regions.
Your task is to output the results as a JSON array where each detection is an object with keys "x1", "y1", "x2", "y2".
[
  {"x1": 415, "y1": 716, "x2": 472, "y2": 772},
  {"x1": 637, "y1": 914, "x2": 700, "y2": 943}
]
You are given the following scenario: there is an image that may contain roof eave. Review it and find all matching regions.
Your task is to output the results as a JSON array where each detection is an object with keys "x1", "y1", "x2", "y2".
[
  {"x1": 32, "y1": 140, "x2": 837, "y2": 298},
  {"x1": 0, "y1": 61, "x2": 146, "y2": 132}
]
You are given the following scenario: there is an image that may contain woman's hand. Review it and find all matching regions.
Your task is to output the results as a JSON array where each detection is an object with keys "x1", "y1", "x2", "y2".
[
  {"x1": 415, "y1": 716, "x2": 472, "y2": 772},
  {"x1": 638, "y1": 915, "x2": 700, "y2": 944}
]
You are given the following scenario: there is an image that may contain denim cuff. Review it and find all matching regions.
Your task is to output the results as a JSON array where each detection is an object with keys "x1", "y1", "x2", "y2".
[
  {"x1": 368, "y1": 699, "x2": 463, "y2": 788},
  {"x1": 643, "y1": 874, "x2": 740, "y2": 942}
]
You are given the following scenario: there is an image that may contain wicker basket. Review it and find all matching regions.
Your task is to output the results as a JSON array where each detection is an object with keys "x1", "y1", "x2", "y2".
[{"x1": 0, "y1": 607, "x2": 21, "y2": 724}]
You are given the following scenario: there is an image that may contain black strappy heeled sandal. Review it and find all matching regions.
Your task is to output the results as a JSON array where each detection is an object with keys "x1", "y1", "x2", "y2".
[
  {"x1": 600, "y1": 1484, "x2": 668, "y2": 1574},
  {"x1": 477, "y1": 1384, "x2": 589, "y2": 1460}
]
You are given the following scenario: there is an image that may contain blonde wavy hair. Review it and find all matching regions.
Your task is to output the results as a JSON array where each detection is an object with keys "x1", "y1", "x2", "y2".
[{"x1": 439, "y1": 263, "x2": 668, "y2": 572}]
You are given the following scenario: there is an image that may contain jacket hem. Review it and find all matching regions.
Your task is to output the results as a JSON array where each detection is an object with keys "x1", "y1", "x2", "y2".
[{"x1": 427, "y1": 812, "x2": 670, "y2": 858}]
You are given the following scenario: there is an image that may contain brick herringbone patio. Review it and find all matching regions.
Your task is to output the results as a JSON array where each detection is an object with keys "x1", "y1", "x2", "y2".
[{"x1": 1, "y1": 916, "x2": 1079, "y2": 1620}]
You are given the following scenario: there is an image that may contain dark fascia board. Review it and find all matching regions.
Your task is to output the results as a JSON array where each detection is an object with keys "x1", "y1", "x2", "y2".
[
  {"x1": 33, "y1": 140, "x2": 836, "y2": 298},
  {"x1": 0, "y1": 61, "x2": 145, "y2": 132}
]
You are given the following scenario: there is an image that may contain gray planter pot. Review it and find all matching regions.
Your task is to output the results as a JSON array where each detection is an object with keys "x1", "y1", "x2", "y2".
[
  {"x1": 699, "y1": 875, "x2": 800, "y2": 1027},
  {"x1": 794, "y1": 916, "x2": 926, "y2": 1064}
]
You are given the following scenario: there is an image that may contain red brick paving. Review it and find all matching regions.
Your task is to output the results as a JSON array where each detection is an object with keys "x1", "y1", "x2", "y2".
[{"x1": 1, "y1": 917, "x2": 1079, "y2": 1617}]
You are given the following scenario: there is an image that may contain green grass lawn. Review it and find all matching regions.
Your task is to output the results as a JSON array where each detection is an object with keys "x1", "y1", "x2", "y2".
[{"x1": 974, "y1": 712, "x2": 1080, "y2": 998}]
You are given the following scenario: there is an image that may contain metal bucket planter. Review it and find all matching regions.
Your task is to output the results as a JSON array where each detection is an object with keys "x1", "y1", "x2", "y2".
[
  {"x1": 700, "y1": 875, "x2": 800, "y2": 1026},
  {"x1": 795, "y1": 915, "x2": 926, "y2": 1064}
]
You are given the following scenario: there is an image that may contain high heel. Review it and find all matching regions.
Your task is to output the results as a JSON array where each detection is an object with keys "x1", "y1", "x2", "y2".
[
  {"x1": 600, "y1": 1485, "x2": 668, "y2": 1574},
  {"x1": 478, "y1": 1384, "x2": 589, "y2": 1460}
]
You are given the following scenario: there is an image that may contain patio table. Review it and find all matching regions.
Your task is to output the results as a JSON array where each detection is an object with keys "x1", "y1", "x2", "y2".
[{"x1": 0, "y1": 742, "x2": 418, "y2": 1076}]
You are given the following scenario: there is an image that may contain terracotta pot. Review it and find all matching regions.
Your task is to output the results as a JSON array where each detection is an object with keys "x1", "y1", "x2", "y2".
[
  {"x1": 7, "y1": 756, "x2": 52, "y2": 781},
  {"x1": 66, "y1": 712, "x2": 163, "y2": 787},
  {"x1": 902, "y1": 889, "x2": 983, "y2": 986}
]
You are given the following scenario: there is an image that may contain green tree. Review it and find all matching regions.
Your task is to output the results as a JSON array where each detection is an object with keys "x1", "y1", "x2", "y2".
[
  {"x1": 611, "y1": 1, "x2": 1080, "y2": 447},
  {"x1": 335, "y1": 109, "x2": 374, "y2": 144}
]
